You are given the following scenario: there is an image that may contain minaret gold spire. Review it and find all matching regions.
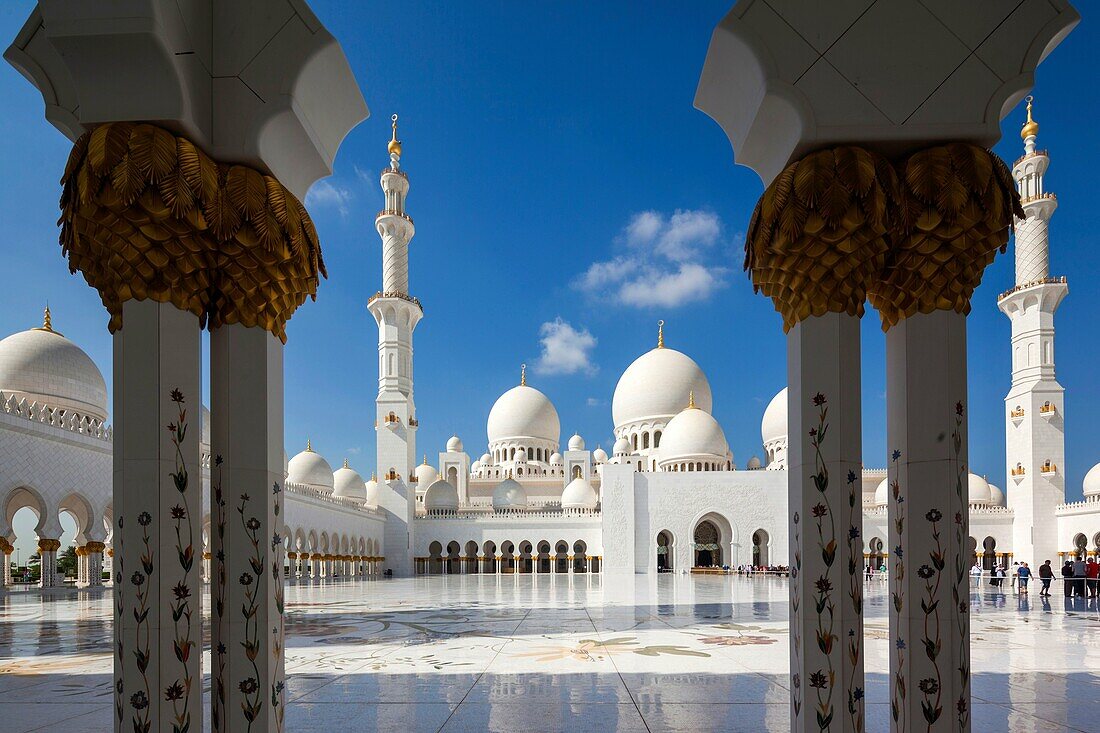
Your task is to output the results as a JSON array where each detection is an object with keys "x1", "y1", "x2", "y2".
[
  {"x1": 35, "y1": 305, "x2": 60, "y2": 334},
  {"x1": 343, "y1": 457, "x2": 349, "y2": 469},
  {"x1": 306, "y1": 438, "x2": 313, "y2": 452},
  {"x1": 388, "y1": 113, "x2": 402, "y2": 166},
  {"x1": 1021, "y1": 95, "x2": 1039, "y2": 140},
  {"x1": 520, "y1": 363, "x2": 527, "y2": 386},
  {"x1": 688, "y1": 390, "x2": 696, "y2": 409},
  {"x1": 657, "y1": 320, "x2": 665, "y2": 348},
  {"x1": 423, "y1": 454, "x2": 428, "y2": 465},
  {"x1": 371, "y1": 471, "x2": 377, "y2": 481}
]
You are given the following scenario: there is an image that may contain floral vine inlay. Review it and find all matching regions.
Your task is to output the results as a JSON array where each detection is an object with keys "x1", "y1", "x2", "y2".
[
  {"x1": 951, "y1": 401, "x2": 971, "y2": 729},
  {"x1": 891, "y1": 448, "x2": 907, "y2": 731},
  {"x1": 808, "y1": 393, "x2": 838, "y2": 731},
  {"x1": 166, "y1": 389, "x2": 195, "y2": 733}
]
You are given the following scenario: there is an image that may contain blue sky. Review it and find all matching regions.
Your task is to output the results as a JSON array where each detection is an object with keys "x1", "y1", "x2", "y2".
[{"x1": 2, "y1": 2, "x2": 1098, "y2": 554}]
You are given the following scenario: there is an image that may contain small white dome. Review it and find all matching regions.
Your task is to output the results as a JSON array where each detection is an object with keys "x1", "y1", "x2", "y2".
[
  {"x1": 287, "y1": 445, "x2": 335, "y2": 491},
  {"x1": 568, "y1": 433, "x2": 585, "y2": 451},
  {"x1": 613, "y1": 346, "x2": 712, "y2": 429},
  {"x1": 471, "y1": 460, "x2": 482, "y2": 473},
  {"x1": 561, "y1": 476, "x2": 597, "y2": 509},
  {"x1": 874, "y1": 478, "x2": 889, "y2": 506},
  {"x1": 364, "y1": 474, "x2": 380, "y2": 507},
  {"x1": 612, "y1": 437, "x2": 631, "y2": 456},
  {"x1": 0, "y1": 318, "x2": 108, "y2": 420},
  {"x1": 515, "y1": 447, "x2": 528, "y2": 462},
  {"x1": 1084, "y1": 463, "x2": 1100, "y2": 496},
  {"x1": 492, "y1": 478, "x2": 528, "y2": 510},
  {"x1": 549, "y1": 452, "x2": 563, "y2": 465},
  {"x1": 332, "y1": 462, "x2": 366, "y2": 500},
  {"x1": 747, "y1": 455, "x2": 762, "y2": 469},
  {"x1": 761, "y1": 388, "x2": 787, "y2": 447},
  {"x1": 988, "y1": 483, "x2": 1005, "y2": 507},
  {"x1": 446, "y1": 435, "x2": 464, "y2": 452},
  {"x1": 658, "y1": 406, "x2": 729, "y2": 463},
  {"x1": 968, "y1": 473, "x2": 992, "y2": 505},
  {"x1": 480, "y1": 453, "x2": 492, "y2": 464},
  {"x1": 487, "y1": 384, "x2": 560, "y2": 445},
  {"x1": 424, "y1": 479, "x2": 459, "y2": 511},
  {"x1": 592, "y1": 446, "x2": 608, "y2": 463},
  {"x1": 414, "y1": 460, "x2": 439, "y2": 487}
]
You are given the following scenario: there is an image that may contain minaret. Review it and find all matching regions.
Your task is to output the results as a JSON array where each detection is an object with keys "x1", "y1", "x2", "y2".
[
  {"x1": 998, "y1": 97, "x2": 1068, "y2": 567},
  {"x1": 369, "y1": 114, "x2": 421, "y2": 577}
]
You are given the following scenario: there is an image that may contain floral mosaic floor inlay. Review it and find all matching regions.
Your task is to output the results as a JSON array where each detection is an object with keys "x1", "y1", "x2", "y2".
[{"x1": 1, "y1": 574, "x2": 1098, "y2": 732}]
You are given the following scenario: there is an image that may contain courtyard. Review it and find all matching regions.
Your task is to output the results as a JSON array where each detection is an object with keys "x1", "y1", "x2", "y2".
[{"x1": 1, "y1": 575, "x2": 1097, "y2": 733}]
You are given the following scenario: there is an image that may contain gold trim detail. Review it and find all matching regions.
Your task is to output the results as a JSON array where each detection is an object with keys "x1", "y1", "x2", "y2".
[
  {"x1": 0, "y1": 538, "x2": 13, "y2": 553},
  {"x1": 59, "y1": 122, "x2": 324, "y2": 342},
  {"x1": 38, "y1": 538, "x2": 62, "y2": 552},
  {"x1": 870, "y1": 144, "x2": 1021, "y2": 330},
  {"x1": 746, "y1": 146, "x2": 899, "y2": 332},
  {"x1": 85, "y1": 541, "x2": 106, "y2": 553}
]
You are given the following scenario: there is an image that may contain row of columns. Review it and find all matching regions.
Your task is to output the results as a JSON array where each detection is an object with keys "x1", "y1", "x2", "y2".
[
  {"x1": 285, "y1": 552, "x2": 385, "y2": 579},
  {"x1": 414, "y1": 554, "x2": 602, "y2": 574},
  {"x1": 0, "y1": 539, "x2": 111, "y2": 589}
]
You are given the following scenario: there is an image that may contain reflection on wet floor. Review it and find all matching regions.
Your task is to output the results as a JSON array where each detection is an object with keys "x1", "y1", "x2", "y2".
[{"x1": 1, "y1": 574, "x2": 1098, "y2": 732}]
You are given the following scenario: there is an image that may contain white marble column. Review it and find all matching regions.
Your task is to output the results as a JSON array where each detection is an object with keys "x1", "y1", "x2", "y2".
[
  {"x1": 86, "y1": 542, "x2": 105, "y2": 587},
  {"x1": 887, "y1": 309, "x2": 971, "y2": 732},
  {"x1": 76, "y1": 547, "x2": 86, "y2": 585},
  {"x1": 37, "y1": 539, "x2": 60, "y2": 588},
  {"x1": 210, "y1": 324, "x2": 286, "y2": 733},
  {"x1": 0, "y1": 538, "x2": 11, "y2": 587},
  {"x1": 787, "y1": 312, "x2": 865, "y2": 733},
  {"x1": 113, "y1": 300, "x2": 203, "y2": 733}
]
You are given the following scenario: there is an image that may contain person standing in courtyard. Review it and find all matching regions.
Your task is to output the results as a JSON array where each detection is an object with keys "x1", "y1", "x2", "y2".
[
  {"x1": 971, "y1": 561, "x2": 983, "y2": 588},
  {"x1": 1062, "y1": 559, "x2": 1075, "y2": 596},
  {"x1": 1011, "y1": 561, "x2": 1020, "y2": 592},
  {"x1": 1086, "y1": 556, "x2": 1099, "y2": 598},
  {"x1": 1017, "y1": 562, "x2": 1031, "y2": 593},
  {"x1": 1038, "y1": 560, "x2": 1054, "y2": 596},
  {"x1": 1073, "y1": 556, "x2": 1087, "y2": 597}
]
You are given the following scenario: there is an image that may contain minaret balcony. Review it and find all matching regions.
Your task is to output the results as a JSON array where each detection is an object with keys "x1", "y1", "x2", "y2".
[
  {"x1": 1039, "y1": 402, "x2": 1057, "y2": 418},
  {"x1": 376, "y1": 209, "x2": 414, "y2": 224},
  {"x1": 1011, "y1": 465, "x2": 1026, "y2": 482},
  {"x1": 384, "y1": 469, "x2": 401, "y2": 482},
  {"x1": 408, "y1": 417, "x2": 419, "y2": 427},
  {"x1": 998, "y1": 276, "x2": 1067, "y2": 302},
  {"x1": 368, "y1": 291, "x2": 424, "y2": 311},
  {"x1": 1020, "y1": 192, "x2": 1057, "y2": 205},
  {"x1": 1040, "y1": 461, "x2": 1058, "y2": 477},
  {"x1": 1010, "y1": 407, "x2": 1025, "y2": 425}
]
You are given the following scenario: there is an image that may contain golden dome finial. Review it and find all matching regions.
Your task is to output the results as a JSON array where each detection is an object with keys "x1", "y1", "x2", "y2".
[
  {"x1": 343, "y1": 457, "x2": 349, "y2": 469},
  {"x1": 371, "y1": 470, "x2": 377, "y2": 481},
  {"x1": 306, "y1": 438, "x2": 313, "y2": 452},
  {"x1": 688, "y1": 390, "x2": 696, "y2": 409},
  {"x1": 35, "y1": 304, "x2": 60, "y2": 335},
  {"x1": 388, "y1": 114, "x2": 402, "y2": 159},
  {"x1": 1021, "y1": 95, "x2": 1039, "y2": 140},
  {"x1": 657, "y1": 320, "x2": 665, "y2": 348},
  {"x1": 423, "y1": 454, "x2": 428, "y2": 465},
  {"x1": 520, "y1": 363, "x2": 527, "y2": 386}
]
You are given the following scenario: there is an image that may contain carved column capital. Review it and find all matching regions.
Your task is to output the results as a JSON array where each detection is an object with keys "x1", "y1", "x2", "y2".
[
  {"x1": 38, "y1": 538, "x2": 62, "y2": 552},
  {"x1": 745, "y1": 146, "x2": 899, "y2": 332},
  {"x1": 59, "y1": 122, "x2": 324, "y2": 342}
]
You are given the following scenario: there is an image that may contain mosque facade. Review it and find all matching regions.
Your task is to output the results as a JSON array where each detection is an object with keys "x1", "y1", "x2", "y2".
[{"x1": 2, "y1": 106, "x2": 1099, "y2": 587}]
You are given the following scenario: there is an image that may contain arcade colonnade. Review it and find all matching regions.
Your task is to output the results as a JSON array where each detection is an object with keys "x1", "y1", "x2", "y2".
[
  {"x1": 5, "y1": 3, "x2": 368, "y2": 732},
  {"x1": 415, "y1": 538, "x2": 602, "y2": 575},
  {"x1": 695, "y1": 2, "x2": 1078, "y2": 731}
]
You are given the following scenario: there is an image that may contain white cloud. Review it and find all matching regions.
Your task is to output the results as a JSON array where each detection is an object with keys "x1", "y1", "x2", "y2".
[
  {"x1": 346, "y1": 446, "x2": 362, "y2": 455},
  {"x1": 578, "y1": 209, "x2": 729, "y2": 308},
  {"x1": 305, "y1": 179, "x2": 353, "y2": 217},
  {"x1": 534, "y1": 318, "x2": 598, "y2": 376},
  {"x1": 586, "y1": 397, "x2": 607, "y2": 407}
]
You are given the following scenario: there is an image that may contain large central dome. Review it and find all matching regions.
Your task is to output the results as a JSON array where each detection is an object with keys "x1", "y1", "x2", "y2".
[
  {"x1": 0, "y1": 315, "x2": 108, "y2": 420},
  {"x1": 612, "y1": 347, "x2": 712, "y2": 429},
  {"x1": 487, "y1": 384, "x2": 560, "y2": 444}
]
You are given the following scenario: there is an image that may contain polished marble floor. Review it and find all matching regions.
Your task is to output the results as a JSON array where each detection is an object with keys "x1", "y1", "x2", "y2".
[{"x1": 1, "y1": 574, "x2": 1098, "y2": 732}]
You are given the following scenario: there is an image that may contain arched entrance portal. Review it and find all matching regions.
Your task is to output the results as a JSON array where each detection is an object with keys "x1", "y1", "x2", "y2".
[
  {"x1": 656, "y1": 530, "x2": 673, "y2": 572},
  {"x1": 982, "y1": 536, "x2": 996, "y2": 571},
  {"x1": 694, "y1": 520, "x2": 721, "y2": 568},
  {"x1": 752, "y1": 529, "x2": 770, "y2": 567}
]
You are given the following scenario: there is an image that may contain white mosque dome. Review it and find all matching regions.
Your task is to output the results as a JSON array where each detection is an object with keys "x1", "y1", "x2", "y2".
[
  {"x1": 658, "y1": 404, "x2": 729, "y2": 463},
  {"x1": 988, "y1": 483, "x2": 1005, "y2": 507},
  {"x1": 612, "y1": 437, "x2": 630, "y2": 456},
  {"x1": 747, "y1": 455, "x2": 762, "y2": 469},
  {"x1": 874, "y1": 478, "x2": 889, "y2": 506},
  {"x1": 613, "y1": 346, "x2": 713, "y2": 429},
  {"x1": 424, "y1": 479, "x2": 459, "y2": 511},
  {"x1": 287, "y1": 444, "x2": 335, "y2": 491},
  {"x1": 515, "y1": 447, "x2": 528, "y2": 462},
  {"x1": 549, "y1": 452, "x2": 563, "y2": 465},
  {"x1": 471, "y1": 460, "x2": 482, "y2": 473},
  {"x1": 414, "y1": 459, "x2": 439, "y2": 487},
  {"x1": 1083, "y1": 462, "x2": 1100, "y2": 497},
  {"x1": 762, "y1": 388, "x2": 787, "y2": 446},
  {"x1": 480, "y1": 453, "x2": 492, "y2": 464},
  {"x1": 0, "y1": 315, "x2": 108, "y2": 421},
  {"x1": 492, "y1": 477, "x2": 528, "y2": 510},
  {"x1": 968, "y1": 473, "x2": 992, "y2": 505},
  {"x1": 364, "y1": 474, "x2": 380, "y2": 507},
  {"x1": 446, "y1": 435, "x2": 464, "y2": 452},
  {"x1": 561, "y1": 476, "x2": 598, "y2": 510},
  {"x1": 568, "y1": 433, "x2": 585, "y2": 451},
  {"x1": 332, "y1": 461, "x2": 366, "y2": 500},
  {"x1": 487, "y1": 384, "x2": 560, "y2": 445},
  {"x1": 592, "y1": 446, "x2": 608, "y2": 463}
]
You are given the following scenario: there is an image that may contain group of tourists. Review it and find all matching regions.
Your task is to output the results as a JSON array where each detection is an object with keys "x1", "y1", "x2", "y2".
[{"x1": 967, "y1": 557, "x2": 1100, "y2": 597}]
